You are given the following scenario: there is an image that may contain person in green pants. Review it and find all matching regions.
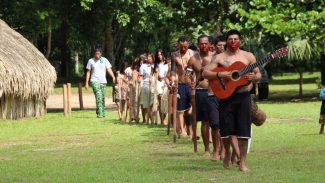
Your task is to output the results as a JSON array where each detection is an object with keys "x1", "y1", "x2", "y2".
[{"x1": 85, "y1": 48, "x2": 116, "y2": 118}]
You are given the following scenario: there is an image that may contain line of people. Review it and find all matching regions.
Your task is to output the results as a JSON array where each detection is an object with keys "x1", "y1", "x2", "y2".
[{"x1": 86, "y1": 29, "x2": 266, "y2": 172}]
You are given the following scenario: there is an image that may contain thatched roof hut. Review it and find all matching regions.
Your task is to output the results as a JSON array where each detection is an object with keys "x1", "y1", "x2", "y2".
[{"x1": 0, "y1": 19, "x2": 57, "y2": 120}]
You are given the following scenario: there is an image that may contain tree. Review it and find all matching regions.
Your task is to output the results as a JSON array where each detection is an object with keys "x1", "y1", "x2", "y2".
[{"x1": 224, "y1": 0, "x2": 325, "y2": 97}]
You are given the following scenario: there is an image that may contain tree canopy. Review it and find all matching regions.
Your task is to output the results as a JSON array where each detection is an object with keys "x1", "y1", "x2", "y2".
[{"x1": 0, "y1": 0, "x2": 323, "y2": 81}]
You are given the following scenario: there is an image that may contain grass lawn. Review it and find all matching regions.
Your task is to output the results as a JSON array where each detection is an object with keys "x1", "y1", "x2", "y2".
[
  {"x1": 268, "y1": 72, "x2": 320, "y2": 100},
  {"x1": 0, "y1": 104, "x2": 324, "y2": 183},
  {"x1": 1, "y1": 71, "x2": 324, "y2": 183}
]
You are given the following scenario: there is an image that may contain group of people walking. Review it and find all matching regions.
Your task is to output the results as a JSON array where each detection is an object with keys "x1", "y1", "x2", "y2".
[{"x1": 85, "y1": 29, "x2": 265, "y2": 172}]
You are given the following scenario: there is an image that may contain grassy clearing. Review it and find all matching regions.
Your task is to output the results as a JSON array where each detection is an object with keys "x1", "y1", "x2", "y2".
[
  {"x1": 1, "y1": 72, "x2": 324, "y2": 182},
  {"x1": 0, "y1": 107, "x2": 324, "y2": 183},
  {"x1": 268, "y1": 72, "x2": 320, "y2": 100}
]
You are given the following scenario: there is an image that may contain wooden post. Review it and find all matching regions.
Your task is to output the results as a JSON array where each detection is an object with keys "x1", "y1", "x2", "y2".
[
  {"x1": 154, "y1": 73, "x2": 159, "y2": 124},
  {"x1": 167, "y1": 92, "x2": 173, "y2": 136},
  {"x1": 63, "y1": 84, "x2": 68, "y2": 116},
  {"x1": 67, "y1": 83, "x2": 72, "y2": 115},
  {"x1": 78, "y1": 83, "x2": 84, "y2": 110},
  {"x1": 172, "y1": 87, "x2": 177, "y2": 143},
  {"x1": 136, "y1": 81, "x2": 141, "y2": 123},
  {"x1": 191, "y1": 89, "x2": 198, "y2": 152},
  {"x1": 147, "y1": 75, "x2": 153, "y2": 124}
]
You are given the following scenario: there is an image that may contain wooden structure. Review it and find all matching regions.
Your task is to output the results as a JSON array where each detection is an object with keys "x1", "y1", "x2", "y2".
[{"x1": 0, "y1": 19, "x2": 56, "y2": 120}]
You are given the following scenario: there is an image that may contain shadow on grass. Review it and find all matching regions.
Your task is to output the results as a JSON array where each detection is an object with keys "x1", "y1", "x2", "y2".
[
  {"x1": 47, "y1": 106, "x2": 117, "y2": 113},
  {"x1": 257, "y1": 93, "x2": 320, "y2": 104},
  {"x1": 105, "y1": 117, "x2": 195, "y2": 145},
  {"x1": 270, "y1": 77, "x2": 318, "y2": 85},
  {"x1": 300, "y1": 133, "x2": 321, "y2": 136}
]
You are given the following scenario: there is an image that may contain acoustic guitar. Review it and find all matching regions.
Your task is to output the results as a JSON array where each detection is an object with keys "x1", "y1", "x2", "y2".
[{"x1": 209, "y1": 47, "x2": 288, "y2": 99}]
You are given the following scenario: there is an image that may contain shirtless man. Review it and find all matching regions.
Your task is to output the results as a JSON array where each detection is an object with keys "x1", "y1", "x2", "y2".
[
  {"x1": 215, "y1": 35, "x2": 226, "y2": 54},
  {"x1": 172, "y1": 35, "x2": 201, "y2": 138},
  {"x1": 203, "y1": 30, "x2": 261, "y2": 172},
  {"x1": 208, "y1": 36, "x2": 216, "y2": 56},
  {"x1": 194, "y1": 35, "x2": 220, "y2": 158},
  {"x1": 213, "y1": 35, "x2": 240, "y2": 162}
]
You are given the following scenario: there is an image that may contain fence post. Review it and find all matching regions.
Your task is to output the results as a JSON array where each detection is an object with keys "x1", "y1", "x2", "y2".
[
  {"x1": 63, "y1": 84, "x2": 68, "y2": 116},
  {"x1": 67, "y1": 83, "x2": 72, "y2": 115},
  {"x1": 78, "y1": 83, "x2": 84, "y2": 110}
]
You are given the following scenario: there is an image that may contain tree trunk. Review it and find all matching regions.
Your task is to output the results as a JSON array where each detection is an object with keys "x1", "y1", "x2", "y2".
[
  {"x1": 299, "y1": 70, "x2": 303, "y2": 98},
  {"x1": 46, "y1": 18, "x2": 52, "y2": 59},
  {"x1": 104, "y1": 19, "x2": 115, "y2": 67},
  {"x1": 74, "y1": 52, "x2": 79, "y2": 75},
  {"x1": 321, "y1": 53, "x2": 325, "y2": 86},
  {"x1": 60, "y1": 18, "x2": 69, "y2": 79},
  {"x1": 215, "y1": 17, "x2": 223, "y2": 36}
]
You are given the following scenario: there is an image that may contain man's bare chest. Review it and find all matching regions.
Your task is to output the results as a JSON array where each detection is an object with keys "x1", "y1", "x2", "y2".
[{"x1": 219, "y1": 56, "x2": 250, "y2": 67}]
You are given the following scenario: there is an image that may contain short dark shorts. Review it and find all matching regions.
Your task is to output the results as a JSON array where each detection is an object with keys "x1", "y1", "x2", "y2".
[
  {"x1": 177, "y1": 83, "x2": 191, "y2": 112},
  {"x1": 196, "y1": 89, "x2": 209, "y2": 122},
  {"x1": 219, "y1": 92, "x2": 251, "y2": 138},
  {"x1": 321, "y1": 100, "x2": 325, "y2": 115},
  {"x1": 205, "y1": 94, "x2": 220, "y2": 130}
]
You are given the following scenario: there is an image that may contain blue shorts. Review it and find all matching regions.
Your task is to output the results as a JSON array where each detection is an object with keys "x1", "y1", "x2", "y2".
[
  {"x1": 177, "y1": 83, "x2": 191, "y2": 112},
  {"x1": 195, "y1": 89, "x2": 209, "y2": 121}
]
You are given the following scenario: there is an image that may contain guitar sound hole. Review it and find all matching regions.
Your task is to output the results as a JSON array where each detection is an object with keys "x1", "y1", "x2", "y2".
[{"x1": 232, "y1": 71, "x2": 240, "y2": 81}]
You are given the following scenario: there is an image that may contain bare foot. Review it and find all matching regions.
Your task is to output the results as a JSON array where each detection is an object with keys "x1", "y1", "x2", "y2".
[
  {"x1": 180, "y1": 132, "x2": 187, "y2": 137},
  {"x1": 239, "y1": 165, "x2": 250, "y2": 172},
  {"x1": 231, "y1": 155, "x2": 237, "y2": 165},
  {"x1": 220, "y1": 155, "x2": 225, "y2": 161},
  {"x1": 203, "y1": 151, "x2": 210, "y2": 157},
  {"x1": 191, "y1": 136, "x2": 200, "y2": 141},
  {"x1": 223, "y1": 153, "x2": 231, "y2": 169},
  {"x1": 211, "y1": 152, "x2": 219, "y2": 161}
]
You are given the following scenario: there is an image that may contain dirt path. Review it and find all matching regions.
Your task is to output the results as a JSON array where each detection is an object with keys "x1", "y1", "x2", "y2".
[{"x1": 46, "y1": 94, "x2": 116, "y2": 111}]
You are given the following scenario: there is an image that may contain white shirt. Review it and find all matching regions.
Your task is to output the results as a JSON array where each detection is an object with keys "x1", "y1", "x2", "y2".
[
  {"x1": 158, "y1": 63, "x2": 168, "y2": 79},
  {"x1": 139, "y1": 63, "x2": 153, "y2": 86},
  {"x1": 86, "y1": 57, "x2": 112, "y2": 84}
]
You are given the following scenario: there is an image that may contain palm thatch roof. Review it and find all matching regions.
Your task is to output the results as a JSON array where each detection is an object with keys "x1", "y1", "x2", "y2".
[
  {"x1": 0, "y1": 19, "x2": 56, "y2": 100},
  {"x1": 0, "y1": 19, "x2": 57, "y2": 119}
]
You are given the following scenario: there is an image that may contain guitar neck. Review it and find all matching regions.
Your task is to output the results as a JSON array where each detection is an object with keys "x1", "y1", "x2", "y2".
[{"x1": 239, "y1": 55, "x2": 272, "y2": 76}]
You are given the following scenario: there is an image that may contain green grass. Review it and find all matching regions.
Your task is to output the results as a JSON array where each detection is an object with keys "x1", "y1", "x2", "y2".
[
  {"x1": 1, "y1": 72, "x2": 324, "y2": 182},
  {"x1": 268, "y1": 72, "x2": 320, "y2": 100},
  {"x1": 1, "y1": 105, "x2": 324, "y2": 183}
]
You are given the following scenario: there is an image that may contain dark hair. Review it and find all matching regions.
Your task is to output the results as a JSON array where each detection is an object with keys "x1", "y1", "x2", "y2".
[
  {"x1": 197, "y1": 34, "x2": 209, "y2": 43},
  {"x1": 131, "y1": 58, "x2": 140, "y2": 71},
  {"x1": 188, "y1": 44, "x2": 198, "y2": 51},
  {"x1": 214, "y1": 35, "x2": 226, "y2": 45},
  {"x1": 119, "y1": 62, "x2": 127, "y2": 74},
  {"x1": 94, "y1": 48, "x2": 102, "y2": 53},
  {"x1": 208, "y1": 35, "x2": 215, "y2": 44},
  {"x1": 154, "y1": 49, "x2": 164, "y2": 71},
  {"x1": 178, "y1": 35, "x2": 189, "y2": 43},
  {"x1": 164, "y1": 52, "x2": 171, "y2": 59},
  {"x1": 155, "y1": 49, "x2": 164, "y2": 63},
  {"x1": 225, "y1": 29, "x2": 241, "y2": 40}
]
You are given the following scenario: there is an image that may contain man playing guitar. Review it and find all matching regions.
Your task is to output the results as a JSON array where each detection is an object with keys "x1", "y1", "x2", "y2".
[{"x1": 203, "y1": 30, "x2": 261, "y2": 172}]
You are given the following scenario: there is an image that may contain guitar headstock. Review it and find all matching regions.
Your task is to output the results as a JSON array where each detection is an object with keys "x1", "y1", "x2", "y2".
[{"x1": 271, "y1": 47, "x2": 288, "y2": 59}]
